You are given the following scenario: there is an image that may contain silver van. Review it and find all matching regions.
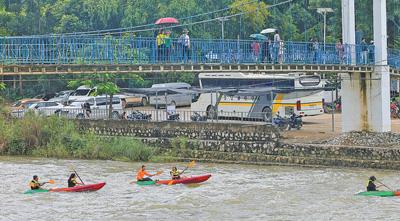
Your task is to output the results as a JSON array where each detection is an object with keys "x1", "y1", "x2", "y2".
[{"x1": 149, "y1": 83, "x2": 193, "y2": 108}]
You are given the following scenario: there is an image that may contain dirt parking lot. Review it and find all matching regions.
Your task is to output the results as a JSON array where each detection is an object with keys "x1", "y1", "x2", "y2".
[{"x1": 282, "y1": 113, "x2": 400, "y2": 143}]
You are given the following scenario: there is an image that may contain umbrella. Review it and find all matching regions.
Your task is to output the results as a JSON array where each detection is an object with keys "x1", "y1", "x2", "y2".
[
  {"x1": 260, "y1": 28, "x2": 277, "y2": 34},
  {"x1": 250, "y1": 34, "x2": 267, "y2": 40},
  {"x1": 155, "y1": 17, "x2": 179, "y2": 25}
]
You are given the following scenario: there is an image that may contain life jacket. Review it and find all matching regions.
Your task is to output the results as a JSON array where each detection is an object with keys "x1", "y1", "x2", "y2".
[
  {"x1": 170, "y1": 170, "x2": 180, "y2": 177},
  {"x1": 30, "y1": 180, "x2": 39, "y2": 190},
  {"x1": 136, "y1": 169, "x2": 150, "y2": 180},
  {"x1": 68, "y1": 177, "x2": 77, "y2": 187}
]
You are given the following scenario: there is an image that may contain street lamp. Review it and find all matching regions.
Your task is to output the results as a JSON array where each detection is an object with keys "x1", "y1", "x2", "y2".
[
  {"x1": 217, "y1": 17, "x2": 229, "y2": 40},
  {"x1": 317, "y1": 8, "x2": 334, "y2": 54}
]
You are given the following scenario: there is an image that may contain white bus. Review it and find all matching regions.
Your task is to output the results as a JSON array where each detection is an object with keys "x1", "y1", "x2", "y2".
[{"x1": 191, "y1": 72, "x2": 324, "y2": 121}]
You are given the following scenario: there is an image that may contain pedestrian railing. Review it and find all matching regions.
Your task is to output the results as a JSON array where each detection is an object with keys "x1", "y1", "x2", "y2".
[{"x1": 0, "y1": 36, "x2": 385, "y2": 67}]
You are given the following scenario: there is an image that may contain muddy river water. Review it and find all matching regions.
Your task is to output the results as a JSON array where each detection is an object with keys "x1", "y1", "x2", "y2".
[{"x1": 1, "y1": 156, "x2": 400, "y2": 220}]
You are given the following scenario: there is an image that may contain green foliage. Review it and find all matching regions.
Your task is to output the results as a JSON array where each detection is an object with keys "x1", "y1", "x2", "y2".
[
  {"x1": 0, "y1": 82, "x2": 5, "y2": 91},
  {"x1": 96, "y1": 82, "x2": 120, "y2": 96},
  {"x1": 0, "y1": 110, "x2": 154, "y2": 161}
]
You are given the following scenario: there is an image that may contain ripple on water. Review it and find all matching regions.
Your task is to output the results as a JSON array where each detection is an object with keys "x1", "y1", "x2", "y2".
[{"x1": 2, "y1": 157, "x2": 400, "y2": 220}]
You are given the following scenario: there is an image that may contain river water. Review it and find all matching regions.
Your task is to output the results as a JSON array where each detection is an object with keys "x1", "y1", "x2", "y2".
[{"x1": 1, "y1": 156, "x2": 400, "y2": 221}]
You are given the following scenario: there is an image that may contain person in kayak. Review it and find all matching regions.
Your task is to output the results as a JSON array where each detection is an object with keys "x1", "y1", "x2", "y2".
[
  {"x1": 29, "y1": 175, "x2": 44, "y2": 190},
  {"x1": 68, "y1": 173, "x2": 81, "y2": 187},
  {"x1": 136, "y1": 165, "x2": 159, "y2": 182},
  {"x1": 367, "y1": 176, "x2": 379, "y2": 191},
  {"x1": 170, "y1": 167, "x2": 182, "y2": 180}
]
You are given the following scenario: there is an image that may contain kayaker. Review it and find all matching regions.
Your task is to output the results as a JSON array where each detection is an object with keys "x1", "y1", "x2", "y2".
[
  {"x1": 170, "y1": 167, "x2": 182, "y2": 180},
  {"x1": 68, "y1": 173, "x2": 81, "y2": 187},
  {"x1": 136, "y1": 165, "x2": 159, "y2": 182},
  {"x1": 29, "y1": 175, "x2": 44, "y2": 190},
  {"x1": 367, "y1": 176, "x2": 378, "y2": 191}
]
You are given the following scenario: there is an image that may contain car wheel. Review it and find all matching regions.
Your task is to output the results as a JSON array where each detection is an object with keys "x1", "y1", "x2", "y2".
[
  {"x1": 111, "y1": 111, "x2": 120, "y2": 120},
  {"x1": 262, "y1": 107, "x2": 272, "y2": 122},
  {"x1": 206, "y1": 105, "x2": 217, "y2": 119}
]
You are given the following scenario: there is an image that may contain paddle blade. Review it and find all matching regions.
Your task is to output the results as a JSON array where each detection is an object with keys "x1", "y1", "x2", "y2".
[
  {"x1": 47, "y1": 180, "x2": 55, "y2": 184},
  {"x1": 187, "y1": 160, "x2": 196, "y2": 168}
]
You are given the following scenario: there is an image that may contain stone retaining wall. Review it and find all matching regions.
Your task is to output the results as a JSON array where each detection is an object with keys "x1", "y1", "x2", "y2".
[{"x1": 77, "y1": 120, "x2": 400, "y2": 170}]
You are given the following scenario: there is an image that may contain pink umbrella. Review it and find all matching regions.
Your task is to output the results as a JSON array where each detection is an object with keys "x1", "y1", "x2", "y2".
[{"x1": 155, "y1": 17, "x2": 179, "y2": 25}]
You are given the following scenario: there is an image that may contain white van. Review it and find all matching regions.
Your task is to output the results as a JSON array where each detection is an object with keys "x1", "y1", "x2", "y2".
[
  {"x1": 149, "y1": 83, "x2": 193, "y2": 108},
  {"x1": 60, "y1": 95, "x2": 125, "y2": 119}
]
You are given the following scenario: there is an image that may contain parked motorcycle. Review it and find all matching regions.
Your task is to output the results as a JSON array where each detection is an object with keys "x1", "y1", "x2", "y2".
[
  {"x1": 272, "y1": 115, "x2": 288, "y2": 130},
  {"x1": 127, "y1": 110, "x2": 152, "y2": 121},
  {"x1": 288, "y1": 114, "x2": 303, "y2": 130},
  {"x1": 167, "y1": 113, "x2": 180, "y2": 121},
  {"x1": 191, "y1": 112, "x2": 207, "y2": 122}
]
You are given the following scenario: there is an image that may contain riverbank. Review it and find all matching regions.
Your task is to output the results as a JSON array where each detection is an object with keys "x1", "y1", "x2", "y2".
[
  {"x1": 77, "y1": 119, "x2": 400, "y2": 170},
  {"x1": 0, "y1": 112, "x2": 157, "y2": 162}
]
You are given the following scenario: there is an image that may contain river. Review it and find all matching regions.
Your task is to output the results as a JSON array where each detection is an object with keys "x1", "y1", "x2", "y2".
[{"x1": 1, "y1": 156, "x2": 400, "y2": 221}]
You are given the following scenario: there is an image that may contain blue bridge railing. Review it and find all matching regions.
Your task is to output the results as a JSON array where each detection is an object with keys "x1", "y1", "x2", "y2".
[{"x1": 0, "y1": 35, "x2": 398, "y2": 69}]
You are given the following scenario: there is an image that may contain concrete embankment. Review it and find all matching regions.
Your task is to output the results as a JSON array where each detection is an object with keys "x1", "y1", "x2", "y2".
[{"x1": 76, "y1": 120, "x2": 400, "y2": 170}]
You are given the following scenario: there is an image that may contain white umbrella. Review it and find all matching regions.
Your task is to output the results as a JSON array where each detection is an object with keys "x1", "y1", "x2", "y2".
[{"x1": 260, "y1": 28, "x2": 276, "y2": 34}]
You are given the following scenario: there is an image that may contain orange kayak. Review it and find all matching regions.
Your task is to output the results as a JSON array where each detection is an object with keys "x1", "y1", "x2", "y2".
[
  {"x1": 157, "y1": 174, "x2": 211, "y2": 185},
  {"x1": 49, "y1": 182, "x2": 106, "y2": 192}
]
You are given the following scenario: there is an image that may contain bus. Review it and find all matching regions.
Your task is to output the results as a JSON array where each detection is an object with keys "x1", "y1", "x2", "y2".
[{"x1": 191, "y1": 72, "x2": 324, "y2": 121}]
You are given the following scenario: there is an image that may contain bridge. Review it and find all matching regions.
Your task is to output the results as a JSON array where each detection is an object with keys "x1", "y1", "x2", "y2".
[{"x1": 0, "y1": 36, "x2": 399, "y2": 76}]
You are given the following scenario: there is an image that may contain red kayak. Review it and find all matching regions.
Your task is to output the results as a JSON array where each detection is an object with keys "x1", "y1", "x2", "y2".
[
  {"x1": 49, "y1": 182, "x2": 106, "y2": 192},
  {"x1": 157, "y1": 174, "x2": 211, "y2": 185}
]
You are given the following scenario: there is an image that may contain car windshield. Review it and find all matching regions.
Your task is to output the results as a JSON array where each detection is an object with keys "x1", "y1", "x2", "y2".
[
  {"x1": 72, "y1": 89, "x2": 90, "y2": 96},
  {"x1": 12, "y1": 101, "x2": 22, "y2": 107}
]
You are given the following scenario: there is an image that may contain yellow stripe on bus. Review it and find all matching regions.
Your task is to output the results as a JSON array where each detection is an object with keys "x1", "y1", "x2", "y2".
[
  {"x1": 272, "y1": 94, "x2": 284, "y2": 114},
  {"x1": 219, "y1": 102, "x2": 253, "y2": 107}
]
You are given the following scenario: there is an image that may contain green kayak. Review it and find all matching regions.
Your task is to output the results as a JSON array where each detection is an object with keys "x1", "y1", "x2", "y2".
[
  {"x1": 136, "y1": 180, "x2": 156, "y2": 186},
  {"x1": 24, "y1": 189, "x2": 49, "y2": 194},
  {"x1": 357, "y1": 191, "x2": 395, "y2": 197}
]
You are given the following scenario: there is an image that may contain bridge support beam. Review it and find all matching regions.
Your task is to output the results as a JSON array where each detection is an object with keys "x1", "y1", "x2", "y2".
[{"x1": 341, "y1": 0, "x2": 391, "y2": 132}]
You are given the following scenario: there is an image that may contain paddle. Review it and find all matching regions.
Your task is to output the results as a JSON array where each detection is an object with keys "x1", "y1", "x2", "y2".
[
  {"x1": 376, "y1": 180, "x2": 393, "y2": 191},
  {"x1": 70, "y1": 167, "x2": 85, "y2": 185},
  {"x1": 39, "y1": 180, "x2": 55, "y2": 186},
  {"x1": 168, "y1": 161, "x2": 196, "y2": 185}
]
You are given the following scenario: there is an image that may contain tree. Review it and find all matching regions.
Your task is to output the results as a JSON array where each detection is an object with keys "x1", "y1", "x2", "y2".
[
  {"x1": 0, "y1": 82, "x2": 5, "y2": 91},
  {"x1": 96, "y1": 81, "x2": 120, "y2": 119}
]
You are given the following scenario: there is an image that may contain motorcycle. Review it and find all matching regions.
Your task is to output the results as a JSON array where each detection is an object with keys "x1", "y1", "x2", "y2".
[
  {"x1": 127, "y1": 110, "x2": 152, "y2": 121},
  {"x1": 288, "y1": 114, "x2": 303, "y2": 130},
  {"x1": 272, "y1": 115, "x2": 289, "y2": 130},
  {"x1": 190, "y1": 112, "x2": 207, "y2": 122},
  {"x1": 167, "y1": 113, "x2": 180, "y2": 121}
]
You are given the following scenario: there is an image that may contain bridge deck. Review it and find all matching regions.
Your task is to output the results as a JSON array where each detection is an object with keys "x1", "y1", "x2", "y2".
[{"x1": 0, "y1": 36, "x2": 399, "y2": 76}]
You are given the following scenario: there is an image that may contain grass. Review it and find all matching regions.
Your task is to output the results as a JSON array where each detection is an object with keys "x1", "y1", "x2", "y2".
[{"x1": 0, "y1": 101, "x2": 155, "y2": 161}]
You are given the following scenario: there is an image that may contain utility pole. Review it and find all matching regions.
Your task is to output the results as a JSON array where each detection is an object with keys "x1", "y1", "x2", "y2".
[{"x1": 217, "y1": 17, "x2": 229, "y2": 40}]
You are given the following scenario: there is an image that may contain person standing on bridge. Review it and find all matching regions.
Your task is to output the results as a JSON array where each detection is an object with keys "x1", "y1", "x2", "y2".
[
  {"x1": 361, "y1": 38, "x2": 368, "y2": 64},
  {"x1": 156, "y1": 29, "x2": 166, "y2": 62},
  {"x1": 273, "y1": 30, "x2": 281, "y2": 64},
  {"x1": 179, "y1": 29, "x2": 191, "y2": 63},
  {"x1": 336, "y1": 39, "x2": 344, "y2": 64}
]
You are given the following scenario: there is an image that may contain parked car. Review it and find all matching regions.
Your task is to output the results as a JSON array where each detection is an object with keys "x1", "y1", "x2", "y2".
[
  {"x1": 49, "y1": 90, "x2": 74, "y2": 105},
  {"x1": 149, "y1": 82, "x2": 193, "y2": 108},
  {"x1": 122, "y1": 93, "x2": 148, "y2": 107},
  {"x1": 60, "y1": 95, "x2": 125, "y2": 119},
  {"x1": 11, "y1": 98, "x2": 43, "y2": 111},
  {"x1": 68, "y1": 86, "x2": 97, "y2": 103},
  {"x1": 28, "y1": 101, "x2": 65, "y2": 116}
]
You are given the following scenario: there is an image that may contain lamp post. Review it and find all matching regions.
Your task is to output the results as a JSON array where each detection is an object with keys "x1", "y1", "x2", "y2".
[{"x1": 317, "y1": 8, "x2": 334, "y2": 58}]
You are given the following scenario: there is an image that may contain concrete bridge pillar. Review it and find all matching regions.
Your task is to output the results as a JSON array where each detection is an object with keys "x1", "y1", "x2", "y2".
[{"x1": 341, "y1": 0, "x2": 391, "y2": 132}]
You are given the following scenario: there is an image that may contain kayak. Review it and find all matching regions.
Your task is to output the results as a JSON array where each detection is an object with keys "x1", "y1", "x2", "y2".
[
  {"x1": 157, "y1": 174, "x2": 211, "y2": 185},
  {"x1": 23, "y1": 182, "x2": 106, "y2": 194},
  {"x1": 136, "y1": 180, "x2": 157, "y2": 186},
  {"x1": 357, "y1": 191, "x2": 396, "y2": 197},
  {"x1": 50, "y1": 182, "x2": 106, "y2": 192},
  {"x1": 24, "y1": 189, "x2": 49, "y2": 194}
]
